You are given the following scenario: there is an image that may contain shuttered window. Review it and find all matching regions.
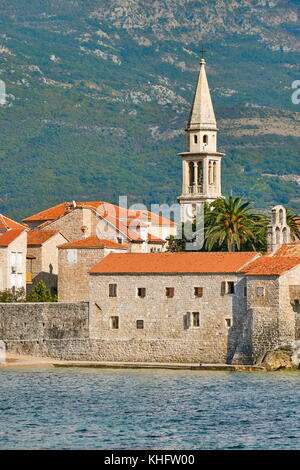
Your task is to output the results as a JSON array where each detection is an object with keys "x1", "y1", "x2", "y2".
[
  {"x1": 109, "y1": 284, "x2": 117, "y2": 297},
  {"x1": 110, "y1": 316, "x2": 119, "y2": 329},
  {"x1": 192, "y1": 312, "x2": 200, "y2": 327},
  {"x1": 137, "y1": 288, "x2": 146, "y2": 298},
  {"x1": 166, "y1": 287, "x2": 174, "y2": 298},
  {"x1": 221, "y1": 281, "x2": 226, "y2": 296},
  {"x1": 194, "y1": 287, "x2": 203, "y2": 297},
  {"x1": 136, "y1": 320, "x2": 144, "y2": 329}
]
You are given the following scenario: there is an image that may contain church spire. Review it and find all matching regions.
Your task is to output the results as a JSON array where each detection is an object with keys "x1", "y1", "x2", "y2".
[
  {"x1": 177, "y1": 58, "x2": 225, "y2": 222},
  {"x1": 187, "y1": 59, "x2": 217, "y2": 131}
]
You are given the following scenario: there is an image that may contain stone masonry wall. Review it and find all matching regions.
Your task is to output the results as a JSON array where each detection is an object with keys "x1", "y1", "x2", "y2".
[
  {"x1": 0, "y1": 302, "x2": 89, "y2": 342},
  {"x1": 89, "y1": 272, "x2": 248, "y2": 364},
  {"x1": 58, "y1": 247, "x2": 105, "y2": 302},
  {"x1": 4, "y1": 338, "x2": 222, "y2": 363}
]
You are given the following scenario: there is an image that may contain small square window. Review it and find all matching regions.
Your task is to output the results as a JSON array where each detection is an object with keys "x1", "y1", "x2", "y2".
[
  {"x1": 136, "y1": 320, "x2": 144, "y2": 329},
  {"x1": 109, "y1": 284, "x2": 117, "y2": 297},
  {"x1": 225, "y1": 318, "x2": 232, "y2": 328},
  {"x1": 67, "y1": 249, "x2": 77, "y2": 264},
  {"x1": 166, "y1": 287, "x2": 174, "y2": 298},
  {"x1": 194, "y1": 287, "x2": 203, "y2": 297},
  {"x1": 137, "y1": 288, "x2": 146, "y2": 298},
  {"x1": 110, "y1": 316, "x2": 119, "y2": 329},
  {"x1": 192, "y1": 312, "x2": 200, "y2": 327},
  {"x1": 256, "y1": 287, "x2": 265, "y2": 297}
]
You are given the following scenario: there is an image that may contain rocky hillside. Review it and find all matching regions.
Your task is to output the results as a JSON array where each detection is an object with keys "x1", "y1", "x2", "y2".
[{"x1": 0, "y1": 0, "x2": 299, "y2": 220}]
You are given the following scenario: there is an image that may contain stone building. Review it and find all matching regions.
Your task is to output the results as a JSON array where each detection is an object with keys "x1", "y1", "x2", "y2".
[
  {"x1": 87, "y1": 251, "x2": 300, "y2": 364},
  {"x1": 234, "y1": 254, "x2": 300, "y2": 364},
  {"x1": 88, "y1": 252, "x2": 259, "y2": 363},
  {"x1": 178, "y1": 58, "x2": 224, "y2": 222},
  {"x1": 0, "y1": 214, "x2": 27, "y2": 292},
  {"x1": 23, "y1": 201, "x2": 175, "y2": 253},
  {"x1": 58, "y1": 236, "x2": 128, "y2": 302},
  {"x1": 26, "y1": 230, "x2": 68, "y2": 295}
]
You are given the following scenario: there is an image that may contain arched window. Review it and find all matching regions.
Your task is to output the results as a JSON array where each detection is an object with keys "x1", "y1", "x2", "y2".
[
  {"x1": 275, "y1": 227, "x2": 281, "y2": 245},
  {"x1": 194, "y1": 135, "x2": 198, "y2": 144},
  {"x1": 279, "y1": 208, "x2": 284, "y2": 225},
  {"x1": 197, "y1": 161, "x2": 203, "y2": 186},
  {"x1": 203, "y1": 135, "x2": 208, "y2": 144},
  {"x1": 189, "y1": 162, "x2": 194, "y2": 186},
  {"x1": 282, "y1": 227, "x2": 288, "y2": 244},
  {"x1": 213, "y1": 161, "x2": 217, "y2": 184}
]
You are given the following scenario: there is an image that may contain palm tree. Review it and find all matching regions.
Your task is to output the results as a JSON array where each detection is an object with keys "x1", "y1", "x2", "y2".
[
  {"x1": 205, "y1": 196, "x2": 267, "y2": 252},
  {"x1": 286, "y1": 209, "x2": 300, "y2": 241}
]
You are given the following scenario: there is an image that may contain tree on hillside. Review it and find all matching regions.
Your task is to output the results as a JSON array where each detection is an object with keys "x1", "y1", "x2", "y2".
[{"x1": 26, "y1": 281, "x2": 57, "y2": 303}]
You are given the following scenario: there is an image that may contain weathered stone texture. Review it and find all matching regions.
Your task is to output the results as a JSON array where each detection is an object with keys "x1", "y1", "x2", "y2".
[
  {"x1": 0, "y1": 302, "x2": 89, "y2": 342},
  {"x1": 89, "y1": 273, "x2": 247, "y2": 363},
  {"x1": 58, "y1": 248, "x2": 105, "y2": 302}
]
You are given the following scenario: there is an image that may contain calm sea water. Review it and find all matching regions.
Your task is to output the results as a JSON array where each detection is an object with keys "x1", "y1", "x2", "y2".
[{"x1": 0, "y1": 367, "x2": 299, "y2": 450}]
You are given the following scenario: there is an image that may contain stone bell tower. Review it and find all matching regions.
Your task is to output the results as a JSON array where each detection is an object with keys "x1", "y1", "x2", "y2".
[
  {"x1": 267, "y1": 205, "x2": 291, "y2": 252},
  {"x1": 178, "y1": 58, "x2": 225, "y2": 222}
]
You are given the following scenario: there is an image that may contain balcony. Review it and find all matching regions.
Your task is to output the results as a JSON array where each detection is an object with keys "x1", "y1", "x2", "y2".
[{"x1": 188, "y1": 185, "x2": 203, "y2": 195}]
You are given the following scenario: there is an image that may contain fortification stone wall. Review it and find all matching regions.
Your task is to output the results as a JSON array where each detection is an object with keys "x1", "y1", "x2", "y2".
[
  {"x1": 0, "y1": 302, "x2": 89, "y2": 342},
  {"x1": 4, "y1": 338, "x2": 225, "y2": 363}
]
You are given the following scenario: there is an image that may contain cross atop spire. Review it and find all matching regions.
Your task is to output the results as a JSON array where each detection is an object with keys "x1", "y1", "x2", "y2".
[
  {"x1": 187, "y1": 58, "x2": 217, "y2": 131},
  {"x1": 200, "y1": 44, "x2": 206, "y2": 60}
]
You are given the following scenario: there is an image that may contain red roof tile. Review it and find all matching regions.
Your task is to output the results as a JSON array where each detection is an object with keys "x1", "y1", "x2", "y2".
[
  {"x1": 23, "y1": 201, "x2": 176, "y2": 228},
  {"x1": 0, "y1": 214, "x2": 25, "y2": 230},
  {"x1": 27, "y1": 230, "x2": 60, "y2": 246},
  {"x1": 147, "y1": 234, "x2": 165, "y2": 243},
  {"x1": 90, "y1": 252, "x2": 259, "y2": 274},
  {"x1": 274, "y1": 243, "x2": 300, "y2": 257},
  {"x1": 241, "y1": 256, "x2": 300, "y2": 275},
  {"x1": 0, "y1": 229, "x2": 25, "y2": 247},
  {"x1": 58, "y1": 236, "x2": 128, "y2": 250}
]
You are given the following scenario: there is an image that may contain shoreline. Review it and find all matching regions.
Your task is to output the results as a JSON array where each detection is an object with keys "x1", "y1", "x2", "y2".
[
  {"x1": 0, "y1": 353, "x2": 273, "y2": 371},
  {"x1": 1, "y1": 353, "x2": 299, "y2": 372}
]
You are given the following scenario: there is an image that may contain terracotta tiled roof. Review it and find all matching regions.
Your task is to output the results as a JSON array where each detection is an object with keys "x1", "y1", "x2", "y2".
[
  {"x1": 58, "y1": 236, "x2": 128, "y2": 250},
  {"x1": 147, "y1": 234, "x2": 165, "y2": 243},
  {"x1": 241, "y1": 256, "x2": 300, "y2": 276},
  {"x1": 102, "y1": 213, "x2": 144, "y2": 242},
  {"x1": 0, "y1": 229, "x2": 25, "y2": 247},
  {"x1": 90, "y1": 252, "x2": 259, "y2": 274},
  {"x1": 27, "y1": 230, "x2": 60, "y2": 246},
  {"x1": 274, "y1": 243, "x2": 300, "y2": 257},
  {"x1": 0, "y1": 214, "x2": 25, "y2": 230},
  {"x1": 23, "y1": 201, "x2": 176, "y2": 228}
]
